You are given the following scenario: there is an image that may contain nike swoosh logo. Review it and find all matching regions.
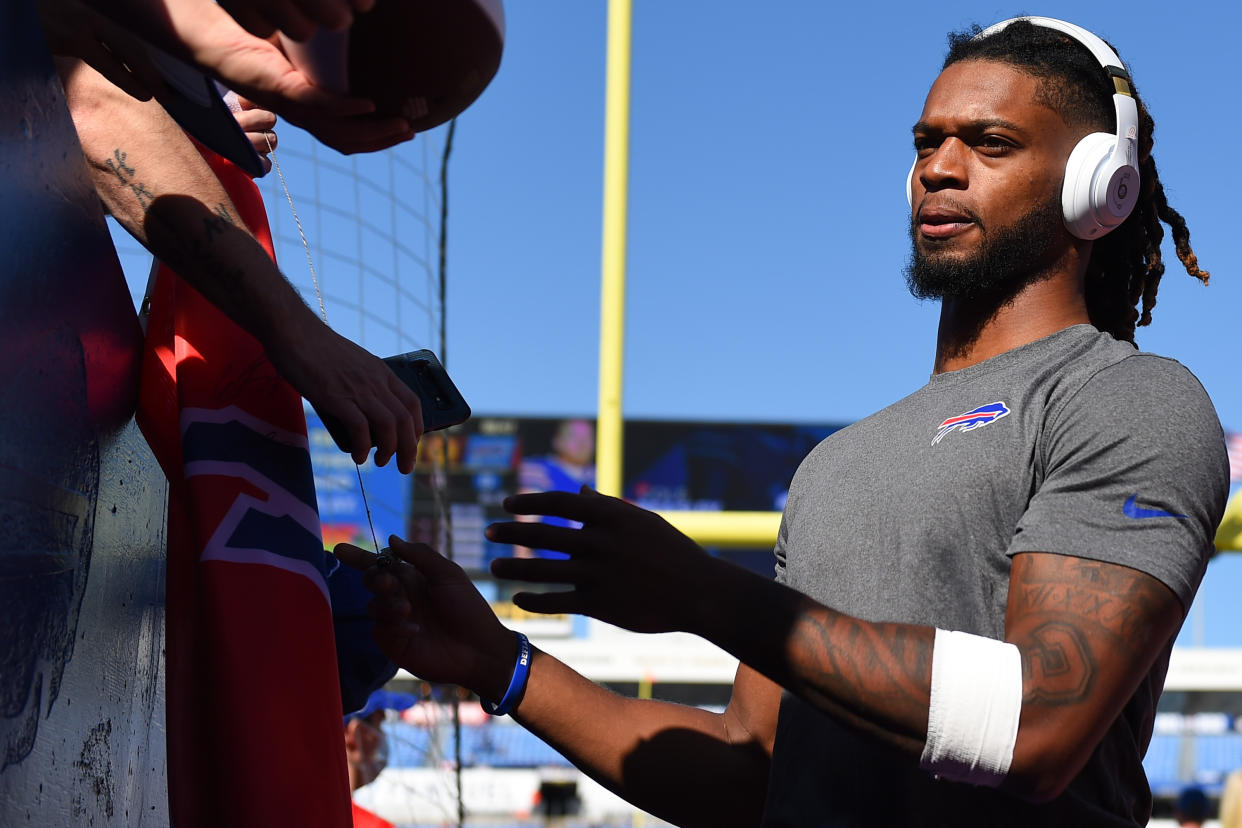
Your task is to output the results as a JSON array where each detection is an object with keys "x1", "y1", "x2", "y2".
[{"x1": 1123, "y1": 494, "x2": 1187, "y2": 520}]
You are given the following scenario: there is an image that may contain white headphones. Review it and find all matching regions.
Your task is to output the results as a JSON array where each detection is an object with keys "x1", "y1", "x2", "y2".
[{"x1": 907, "y1": 16, "x2": 1140, "y2": 240}]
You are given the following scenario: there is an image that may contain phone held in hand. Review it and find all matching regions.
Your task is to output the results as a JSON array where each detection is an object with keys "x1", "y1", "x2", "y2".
[
  {"x1": 382, "y1": 349, "x2": 471, "y2": 431},
  {"x1": 320, "y1": 348, "x2": 470, "y2": 455}
]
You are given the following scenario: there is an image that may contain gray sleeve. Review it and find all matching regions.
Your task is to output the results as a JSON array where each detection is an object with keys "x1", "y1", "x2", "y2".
[
  {"x1": 1007, "y1": 355, "x2": 1229, "y2": 610},
  {"x1": 773, "y1": 508, "x2": 790, "y2": 584}
]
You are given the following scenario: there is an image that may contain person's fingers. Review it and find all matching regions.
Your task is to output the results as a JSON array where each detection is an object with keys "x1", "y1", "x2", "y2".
[
  {"x1": 264, "y1": 90, "x2": 376, "y2": 124},
  {"x1": 361, "y1": 567, "x2": 419, "y2": 606},
  {"x1": 222, "y1": 4, "x2": 279, "y2": 39},
  {"x1": 385, "y1": 374, "x2": 422, "y2": 474},
  {"x1": 362, "y1": 551, "x2": 429, "y2": 610},
  {"x1": 246, "y1": 130, "x2": 276, "y2": 156},
  {"x1": 502, "y1": 489, "x2": 620, "y2": 525},
  {"x1": 305, "y1": 116, "x2": 415, "y2": 155},
  {"x1": 219, "y1": 0, "x2": 316, "y2": 42},
  {"x1": 332, "y1": 545, "x2": 416, "y2": 603},
  {"x1": 490, "y1": 557, "x2": 583, "y2": 585},
  {"x1": 370, "y1": 617, "x2": 421, "y2": 653},
  {"x1": 267, "y1": 4, "x2": 317, "y2": 43},
  {"x1": 390, "y1": 405, "x2": 418, "y2": 474},
  {"x1": 333, "y1": 542, "x2": 374, "y2": 572},
  {"x1": 372, "y1": 623, "x2": 421, "y2": 654},
  {"x1": 485, "y1": 521, "x2": 590, "y2": 555},
  {"x1": 337, "y1": 406, "x2": 370, "y2": 465},
  {"x1": 235, "y1": 107, "x2": 277, "y2": 132},
  {"x1": 246, "y1": 131, "x2": 270, "y2": 153},
  {"x1": 368, "y1": 592, "x2": 412, "y2": 624},
  {"x1": 293, "y1": 0, "x2": 354, "y2": 32},
  {"x1": 206, "y1": 34, "x2": 376, "y2": 119},
  {"x1": 318, "y1": 400, "x2": 369, "y2": 463},
  {"x1": 365, "y1": 397, "x2": 398, "y2": 468},
  {"x1": 388, "y1": 536, "x2": 461, "y2": 580},
  {"x1": 511, "y1": 590, "x2": 582, "y2": 616}
]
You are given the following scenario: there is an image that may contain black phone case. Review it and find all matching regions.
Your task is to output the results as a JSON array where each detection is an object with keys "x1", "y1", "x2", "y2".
[{"x1": 382, "y1": 349, "x2": 471, "y2": 431}]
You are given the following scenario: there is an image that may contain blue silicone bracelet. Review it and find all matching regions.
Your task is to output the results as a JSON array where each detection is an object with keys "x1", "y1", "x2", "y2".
[{"x1": 481, "y1": 632, "x2": 531, "y2": 716}]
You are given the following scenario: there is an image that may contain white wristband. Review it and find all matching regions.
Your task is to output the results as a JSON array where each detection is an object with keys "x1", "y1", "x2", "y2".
[{"x1": 919, "y1": 628, "x2": 1022, "y2": 787}]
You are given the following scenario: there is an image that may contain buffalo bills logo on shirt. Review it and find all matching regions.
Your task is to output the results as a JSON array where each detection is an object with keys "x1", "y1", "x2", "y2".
[{"x1": 932, "y1": 401, "x2": 1011, "y2": 445}]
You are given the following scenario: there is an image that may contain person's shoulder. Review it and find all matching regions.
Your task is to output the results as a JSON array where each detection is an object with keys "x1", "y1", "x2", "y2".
[
  {"x1": 1036, "y1": 326, "x2": 1212, "y2": 412},
  {"x1": 1048, "y1": 333, "x2": 1224, "y2": 456},
  {"x1": 1074, "y1": 334, "x2": 1214, "y2": 408}
]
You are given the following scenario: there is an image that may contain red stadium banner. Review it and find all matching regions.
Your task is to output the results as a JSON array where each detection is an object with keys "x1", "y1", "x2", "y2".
[{"x1": 137, "y1": 146, "x2": 351, "y2": 827}]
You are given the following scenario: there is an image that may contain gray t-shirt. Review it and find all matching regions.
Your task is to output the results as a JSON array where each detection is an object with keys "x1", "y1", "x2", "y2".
[{"x1": 763, "y1": 325, "x2": 1228, "y2": 827}]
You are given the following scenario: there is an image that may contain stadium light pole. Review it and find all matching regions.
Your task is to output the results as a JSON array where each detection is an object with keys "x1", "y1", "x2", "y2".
[
  {"x1": 596, "y1": 0, "x2": 631, "y2": 498},
  {"x1": 595, "y1": 0, "x2": 781, "y2": 547}
]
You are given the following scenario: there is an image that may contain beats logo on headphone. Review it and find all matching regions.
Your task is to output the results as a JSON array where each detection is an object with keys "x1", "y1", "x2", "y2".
[{"x1": 906, "y1": 16, "x2": 1141, "y2": 240}]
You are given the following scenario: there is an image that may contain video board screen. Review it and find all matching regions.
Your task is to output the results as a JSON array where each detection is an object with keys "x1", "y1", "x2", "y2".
[{"x1": 396, "y1": 416, "x2": 845, "y2": 575}]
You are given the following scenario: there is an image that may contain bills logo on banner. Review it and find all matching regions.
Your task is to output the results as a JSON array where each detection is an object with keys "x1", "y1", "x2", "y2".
[
  {"x1": 136, "y1": 144, "x2": 351, "y2": 827},
  {"x1": 932, "y1": 402, "x2": 1011, "y2": 446}
]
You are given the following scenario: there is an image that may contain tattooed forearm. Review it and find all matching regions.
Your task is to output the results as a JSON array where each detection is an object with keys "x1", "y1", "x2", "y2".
[
  {"x1": 786, "y1": 611, "x2": 933, "y2": 748},
  {"x1": 103, "y1": 148, "x2": 154, "y2": 208},
  {"x1": 104, "y1": 148, "x2": 134, "y2": 183},
  {"x1": 156, "y1": 214, "x2": 247, "y2": 295},
  {"x1": 1021, "y1": 621, "x2": 1092, "y2": 705},
  {"x1": 1013, "y1": 558, "x2": 1159, "y2": 642},
  {"x1": 1008, "y1": 554, "x2": 1176, "y2": 714},
  {"x1": 202, "y1": 204, "x2": 234, "y2": 243},
  {"x1": 101, "y1": 145, "x2": 249, "y2": 293}
]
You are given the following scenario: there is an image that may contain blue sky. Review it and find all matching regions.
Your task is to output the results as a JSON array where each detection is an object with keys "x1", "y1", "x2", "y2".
[
  {"x1": 112, "y1": 1, "x2": 1242, "y2": 644},
  {"x1": 440, "y1": 1, "x2": 1242, "y2": 431}
]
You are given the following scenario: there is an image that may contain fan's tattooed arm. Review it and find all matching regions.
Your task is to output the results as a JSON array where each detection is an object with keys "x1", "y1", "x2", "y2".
[{"x1": 58, "y1": 56, "x2": 426, "y2": 471}]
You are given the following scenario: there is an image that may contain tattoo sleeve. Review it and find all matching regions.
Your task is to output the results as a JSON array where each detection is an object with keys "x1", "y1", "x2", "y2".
[
  {"x1": 100, "y1": 146, "x2": 249, "y2": 294},
  {"x1": 1008, "y1": 555, "x2": 1174, "y2": 709},
  {"x1": 782, "y1": 607, "x2": 934, "y2": 752},
  {"x1": 734, "y1": 552, "x2": 1177, "y2": 768}
]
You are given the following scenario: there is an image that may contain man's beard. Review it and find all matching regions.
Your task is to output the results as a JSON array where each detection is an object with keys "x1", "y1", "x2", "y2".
[{"x1": 905, "y1": 195, "x2": 1064, "y2": 302}]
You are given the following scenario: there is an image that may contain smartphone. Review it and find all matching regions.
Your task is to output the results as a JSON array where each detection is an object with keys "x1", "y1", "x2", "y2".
[
  {"x1": 382, "y1": 349, "x2": 471, "y2": 431},
  {"x1": 320, "y1": 348, "x2": 470, "y2": 454}
]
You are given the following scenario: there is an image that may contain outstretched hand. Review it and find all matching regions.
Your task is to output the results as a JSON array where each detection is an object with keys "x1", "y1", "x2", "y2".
[
  {"x1": 486, "y1": 488, "x2": 717, "y2": 634},
  {"x1": 335, "y1": 537, "x2": 516, "y2": 700}
]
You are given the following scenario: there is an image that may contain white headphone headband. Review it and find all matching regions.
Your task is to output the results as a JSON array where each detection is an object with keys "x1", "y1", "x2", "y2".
[{"x1": 975, "y1": 16, "x2": 1128, "y2": 83}]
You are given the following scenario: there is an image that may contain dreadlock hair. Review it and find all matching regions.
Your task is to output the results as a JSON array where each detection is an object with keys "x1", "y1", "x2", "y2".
[{"x1": 943, "y1": 20, "x2": 1208, "y2": 343}]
